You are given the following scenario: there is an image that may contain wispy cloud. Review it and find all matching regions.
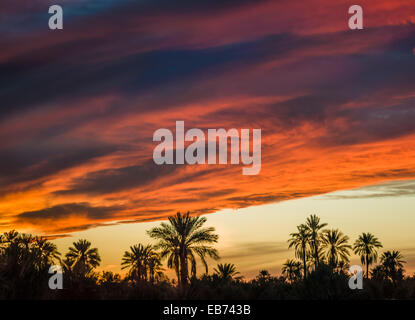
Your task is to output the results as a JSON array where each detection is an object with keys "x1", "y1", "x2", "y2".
[{"x1": 323, "y1": 179, "x2": 415, "y2": 199}]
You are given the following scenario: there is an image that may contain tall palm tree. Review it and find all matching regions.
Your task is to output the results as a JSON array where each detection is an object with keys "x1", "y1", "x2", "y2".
[
  {"x1": 282, "y1": 259, "x2": 302, "y2": 282},
  {"x1": 353, "y1": 232, "x2": 382, "y2": 279},
  {"x1": 305, "y1": 214, "x2": 327, "y2": 268},
  {"x1": 65, "y1": 239, "x2": 101, "y2": 278},
  {"x1": 321, "y1": 229, "x2": 351, "y2": 269},
  {"x1": 148, "y1": 212, "x2": 219, "y2": 287},
  {"x1": 380, "y1": 250, "x2": 405, "y2": 283},
  {"x1": 213, "y1": 263, "x2": 241, "y2": 281},
  {"x1": 288, "y1": 224, "x2": 310, "y2": 278}
]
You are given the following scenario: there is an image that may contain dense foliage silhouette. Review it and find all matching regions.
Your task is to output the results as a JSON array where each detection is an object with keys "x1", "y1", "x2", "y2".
[{"x1": 0, "y1": 213, "x2": 414, "y2": 299}]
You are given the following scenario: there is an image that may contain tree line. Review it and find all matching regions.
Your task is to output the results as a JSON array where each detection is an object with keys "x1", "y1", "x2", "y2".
[
  {"x1": 0, "y1": 212, "x2": 413, "y2": 299},
  {"x1": 285, "y1": 214, "x2": 405, "y2": 284}
]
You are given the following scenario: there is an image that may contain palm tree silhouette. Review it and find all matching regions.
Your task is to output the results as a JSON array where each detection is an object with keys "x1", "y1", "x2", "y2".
[
  {"x1": 381, "y1": 250, "x2": 405, "y2": 269},
  {"x1": 305, "y1": 214, "x2": 327, "y2": 268},
  {"x1": 0, "y1": 231, "x2": 61, "y2": 298},
  {"x1": 380, "y1": 250, "x2": 405, "y2": 283},
  {"x1": 122, "y1": 244, "x2": 151, "y2": 282},
  {"x1": 1, "y1": 230, "x2": 19, "y2": 243},
  {"x1": 214, "y1": 263, "x2": 242, "y2": 281},
  {"x1": 255, "y1": 269, "x2": 275, "y2": 285},
  {"x1": 33, "y1": 237, "x2": 61, "y2": 266},
  {"x1": 121, "y1": 244, "x2": 163, "y2": 283},
  {"x1": 65, "y1": 239, "x2": 101, "y2": 278},
  {"x1": 321, "y1": 229, "x2": 351, "y2": 269},
  {"x1": 288, "y1": 224, "x2": 310, "y2": 278},
  {"x1": 148, "y1": 255, "x2": 164, "y2": 283},
  {"x1": 148, "y1": 212, "x2": 219, "y2": 287},
  {"x1": 0, "y1": 231, "x2": 60, "y2": 273},
  {"x1": 353, "y1": 232, "x2": 382, "y2": 279},
  {"x1": 282, "y1": 259, "x2": 301, "y2": 282}
]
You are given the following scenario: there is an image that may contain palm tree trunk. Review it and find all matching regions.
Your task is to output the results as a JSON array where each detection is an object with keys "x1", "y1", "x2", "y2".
[
  {"x1": 150, "y1": 268, "x2": 154, "y2": 283},
  {"x1": 302, "y1": 247, "x2": 307, "y2": 279},
  {"x1": 366, "y1": 255, "x2": 369, "y2": 279},
  {"x1": 314, "y1": 243, "x2": 319, "y2": 268},
  {"x1": 330, "y1": 248, "x2": 336, "y2": 269},
  {"x1": 180, "y1": 246, "x2": 188, "y2": 287}
]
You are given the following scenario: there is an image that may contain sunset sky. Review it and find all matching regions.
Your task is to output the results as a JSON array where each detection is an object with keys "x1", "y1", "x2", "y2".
[{"x1": 1, "y1": 0, "x2": 415, "y2": 278}]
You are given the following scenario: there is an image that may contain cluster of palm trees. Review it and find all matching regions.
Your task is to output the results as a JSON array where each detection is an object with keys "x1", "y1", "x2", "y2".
[
  {"x1": 372, "y1": 250, "x2": 406, "y2": 284},
  {"x1": 0, "y1": 231, "x2": 60, "y2": 277},
  {"x1": 0, "y1": 232, "x2": 101, "y2": 283},
  {"x1": 121, "y1": 244, "x2": 163, "y2": 283},
  {"x1": 122, "y1": 214, "x2": 247, "y2": 285},
  {"x1": 0, "y1": 212, "x2": 226, "y2": 293},
  {"x1": 0, "y1": 212, "x2": 409, "y2": 297},
  {"x1": 0, "y1": 231, "x2": 60, "y2": 298},
  {"x1": 61, "y1": 213, "x2": 247, "y2": 286},
  {"x1": 128, "y1": 212, "x2": 220, "y2": 287},
  {"x1": 285, "y1": 214, "x2": 405, "y2": 283}
]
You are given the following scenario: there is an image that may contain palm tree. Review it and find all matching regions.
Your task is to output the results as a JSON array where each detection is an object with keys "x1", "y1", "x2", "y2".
[
  {"x1": 256, "y1": 270, "x2": 273, "y2": 283},
  {"x1": 0, "y1": 231, "x2": 61, "y2": 298},
  {"x1": 288, "y1": 224, "x2": 310, "y2": 278},
  {"x1": 32, "y1": 237, "x2": 61, "y2": 269},
  {"x1": 122, "y1": 244, "x2": 151, "y2": 281},
  {"x1": 148, "y1": 212, "x2": 219, "y2": 287},
  {"x1": 381, "y1": 250, "x2": 405, "y2": 270},
  {"x1": 305, "y1": 214, "x2": 327, "y2": 268},
  {"x1": 65, "y1": 239, "x2": 101, "y2": 278},
  {"x1": 380, "y1": 250, "x2": 405, "y2": 283},
  {"x1": 121, "y1": 244, "x2": 163, "y2": 283},
  {"x1": 147, "y1": 254, "x2": 164, "y2": 283},
  {"x1": 353, "y1": 233, "x2": 382, "y2": 279},
  {"x1": 0, "y1": 230, "x2": 19, "y2": 244},
  {"x1": 0, "y1": 231, "x2": 60, "y2": 272},
  {"x1": 213, "y1": 263, "x2": 242, "y2": 281},
  {"x1": 371, "y1": 264, "x2": 387, "y2": 281},
  {"x1": 321, "y1": 229, "x2": 351, "y2": 269},
  {"x1": 282, "y1": 259, "x2": 302, "y2": 282}
]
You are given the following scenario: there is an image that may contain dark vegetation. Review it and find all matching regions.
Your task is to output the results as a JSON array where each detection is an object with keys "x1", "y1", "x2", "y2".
[{"x1": 1, "y1": 212, "x2": 414, "y2": 300}]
